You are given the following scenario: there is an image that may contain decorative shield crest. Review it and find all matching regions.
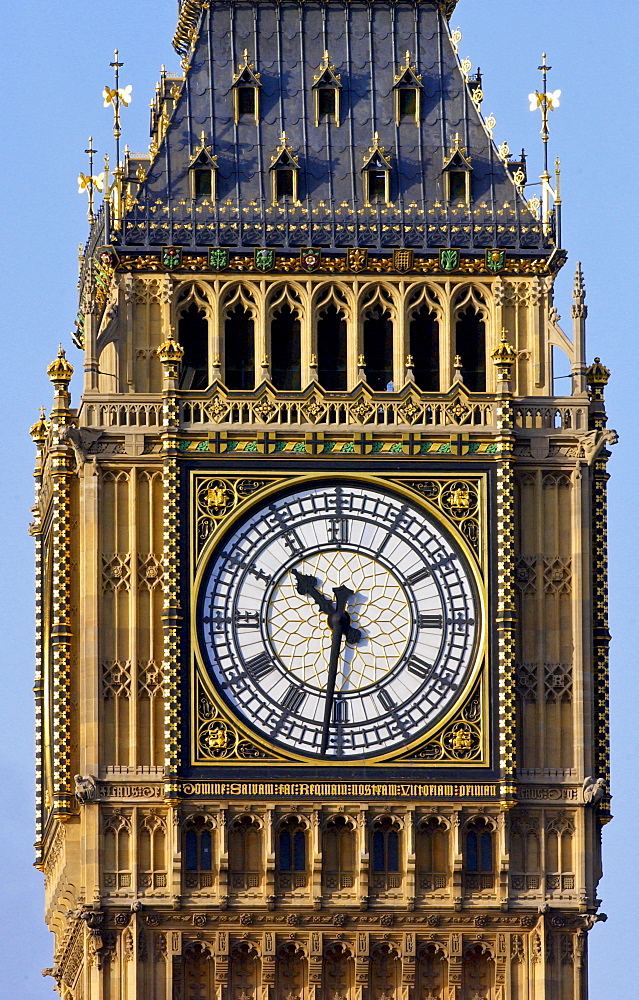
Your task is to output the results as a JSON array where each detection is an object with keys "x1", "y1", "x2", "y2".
[
  {"x1": 209, "y1": 248, "x2": 230, "y2": 271},
  {"x1": 347, "y1": 247, "x2": 368, "y2": 273},
  {"x1": 439, "y1": 248, "x2": 460, "y2": 272},
  {"x1": 300, "y1": 247, "x2": 321, "y2": 272},
  {"x1": 393, "y1": 249, "x2": 414, "y2": 272},
  {"x1": 162, "y1": 246, "x2": 182, "y2": 270},
  {"x1": 254, "y1": 248, "x2": 275, "y2": 272},
  {"x1": 485, "y1": 249, "x2": 506, "y2": 273},
  {"x1": 95, "y1": 246, "x2": 118, "y2": 270}
]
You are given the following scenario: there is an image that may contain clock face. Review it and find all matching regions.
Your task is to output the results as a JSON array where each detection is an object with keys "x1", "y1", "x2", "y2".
[{"x1": 197, "y1": 481, "x2": 480, "y2": 760}]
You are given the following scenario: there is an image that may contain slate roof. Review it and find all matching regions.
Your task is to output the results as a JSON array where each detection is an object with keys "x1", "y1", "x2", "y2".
[{"x1": 115, "y1": 0, "x2": 551, "y2": 254}]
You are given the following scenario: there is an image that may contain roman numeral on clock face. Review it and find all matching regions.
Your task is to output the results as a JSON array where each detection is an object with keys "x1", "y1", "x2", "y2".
[
  {"x1": 234, "y1": 610, "x2": 261, "y2": 628},
  {"x1": 407, "y1": 565, "x2": 432, "y2": 586},
  {"x1": 377, "y1": 689, "x2": 396, "y2": 712},
  {"x1": 247, "y1": 651, "x2": 275, "y2": 680},
  {"x1": 418, "y1": 613, "x2": 443, "y2": 629},
  {"x1": 406, "y1": 655, "x2": 434, "y2": 679},
  {"x1": 281, "y1": 685, "x2": 306, "y2": 714},
  {"x1": 328, "y1": 517, "x2": 350, "y2": 544}
]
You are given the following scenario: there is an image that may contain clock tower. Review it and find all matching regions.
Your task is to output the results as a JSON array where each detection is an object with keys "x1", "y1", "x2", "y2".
[{"x1": 33, "y1": 2, "x2": 614, "y2": 998}]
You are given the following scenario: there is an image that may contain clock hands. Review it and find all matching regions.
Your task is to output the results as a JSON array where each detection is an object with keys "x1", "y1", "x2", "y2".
[{"x1": 291, "y1": 570, "x2": 362, "y2": 754}]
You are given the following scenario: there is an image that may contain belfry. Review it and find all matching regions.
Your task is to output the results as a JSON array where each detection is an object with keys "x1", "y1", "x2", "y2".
[{"x1": 33, "y1": 1, "x2": 615, "y2": 997}]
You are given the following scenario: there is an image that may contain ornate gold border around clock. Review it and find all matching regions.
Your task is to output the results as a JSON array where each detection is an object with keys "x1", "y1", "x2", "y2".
[
  {"x1": 188, "y1": 470, "x2": 490, "y2": 768},
  {"x1": 191, "y1": 471, "x2": 487, "y2": 575}
]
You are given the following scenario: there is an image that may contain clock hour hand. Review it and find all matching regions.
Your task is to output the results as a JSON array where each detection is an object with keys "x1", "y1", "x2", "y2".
[{"x1": 291, "y1": 569, "x2": 335, "y2": 617}]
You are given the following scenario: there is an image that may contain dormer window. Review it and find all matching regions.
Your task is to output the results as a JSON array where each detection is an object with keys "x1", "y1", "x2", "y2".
[
  {"x1": 443, "y1": 133, "x2": 473, "y2": 205},
  {"x1": 362, "y1": 134, "x2": 392, "y2": 205},
  {"x1": 232, "y1": 50, "x2": 261, "y2": 124},
  {"x1": 188, "y1": 133, "x2": 218, "y2": 201},
  {"x1": 393, "y1": 52, "x2": 422, "y2": 125},
  {"x1": 312, "y1": 52, "x2": 342, "y2": 126},
  {"x1": 269, "y1": 133, "x2": 300, "y2": 204}
]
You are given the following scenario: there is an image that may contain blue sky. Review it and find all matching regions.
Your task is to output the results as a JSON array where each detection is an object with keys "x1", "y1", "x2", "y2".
[{"x1": 1, "y1": 1, "x2": 636, "y2": 995}]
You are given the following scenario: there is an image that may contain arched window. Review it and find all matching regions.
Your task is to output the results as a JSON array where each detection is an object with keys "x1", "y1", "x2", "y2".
[
  {"x1": 177, "y1": 289, "x2": 209, "y2": 390},
  {"x1": 224, "y1": 302, "x2": 255, "y2": 390},
  {"x1": 415, "y1": 817, "x2": 449, "y2": 892},
  {"x1": 138, "y1": 813, "x2": 167, "y2": 891},
  {"x1": 277, "y1": 815, "x2": 308, "y2": 890},
  {"x1": 276, "y1": 943, "x2": 306, "y2": 999},
  {"x1": 322, "y1": 815, "x2": 356, "y2": 891},
  {"x1": 510, "y1": 813, "x2": 540, "y2": 893},
  {"x1": 464, "y1": 817, "x2": 494, "y2": 893},
  {"x1": 184, "y1": 815, "x2": 214, "y2": 890},
  {"x1": 417, "y1": 944, "x2": 447, "y2": 998},
  {"x1": 455, "y1": 302, "x2": 486, "y2": 392},
  {"x1": 463, "y1": 945, "x2": 494, "y2": 999},
  {"x1": 323, "y1": 943, "x2": 353, "y2": 998},
  {"x1": 370, "y1": 943, "x2": 401, "y2": 996},
  {"x1": 409, "y1": 302, "x2": 440, "y2": 391},
  {"x1": 546, "y1": 816, "x2": 575, "y2": 893},
  {"x1": 230, "y1": 942, "x2": 261, "y2": 998},
  {"x1": 317, "y1": 303, "x2": 348, "y2": 391},
  {"x1": 270, "y1": 302, "x2": 301, "y2": 390},
  {"x1": 103, "y1": 813, "x2": 131, "y2": 891},
  {"x1": 228, "y1": 814, "x2": 262, "y2": 892},
  {"x1": 370, "y1": 816, "x2": 401, "y2": 891},
  {"x1": 363, "y1": 303, "x2": 394, "y2": 391},
  {"x1": 178, "y1": 943, "x2": 215, "y2": 999}
]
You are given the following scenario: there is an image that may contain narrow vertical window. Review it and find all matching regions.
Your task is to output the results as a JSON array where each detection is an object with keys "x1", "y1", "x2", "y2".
[
  {"x1": 232, "y1": 51, "x2": 261, "y2": 124},
  {"x1": 271, "y1": 304, "x2": 301, "y2": 390},
  {"x1": 409, "y1": 305, "x2": 439, "y2": 391},
  {"x1": 224, "y1": 303, "x2": 255, "y2": 390},
  {"x1": 312, "y1": 52, "x2": 342, "y2": 126},
  {"x1": 238, "y1": 87, "x2": 256, "y2": 119},
  {"x1": 317, "y1": 304, "x2": 347, "y2": 391},
  {"x1": 193, "y1": 168, "x2": 212, "y2": 198},
  {"x1": 363, "y1": 305, "x2": 394, "y2": 391},
  {"x1": 178, "y1": 302, "x2": 209, "y2": 390},
  {"x1": 455, "y1": 305, "x2": 486, "y2": 392}
]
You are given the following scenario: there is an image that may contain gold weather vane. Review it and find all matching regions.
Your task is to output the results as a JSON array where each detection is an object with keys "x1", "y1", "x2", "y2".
[
  {"x1": 103, "y1": 50, "x2": 133, "y2": 169},
  {"x1": 77, "y1": 137, "x2": 105, "y2": 223},
  {"x1": 528, "y1": 53, "x2": 562, "y2": 241}
]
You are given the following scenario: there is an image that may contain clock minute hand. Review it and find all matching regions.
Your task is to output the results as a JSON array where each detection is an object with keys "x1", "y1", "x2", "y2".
[{"x1": 321, "y1": 585, "x2": 360, "y2": 755}]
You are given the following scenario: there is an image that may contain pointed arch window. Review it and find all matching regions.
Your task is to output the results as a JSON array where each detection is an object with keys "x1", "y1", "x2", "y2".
[
  {"x1": 232, "y1": 50, "x2": 261, "y2": 124},
  {"x1": 270, "y1": 133, "x2": 300, "y2": 204},
  {"x1": 464, "y1": 817, "x2": 494, "y2": 893},
  {"x1": 177, "y1": 286, "x2": 210, "y2": 390},
  {"x1": 322, "y1": 815, "x2": 356, "y2": 891},
  {"x1": 408, "y1": 300, "x2": 440, "y2": 391},
  {"x1": 443, "y1": 134, "x2": 473, "y2": 205},
  {"x1": 313, "y1": 52, "x2": 342, "y2": 126},
  {"x1": 362, "y1": 135, "x2": 392, "y2": 205},
  {"x1": 393, "y1": 52, "x2": 423, "y2": 125},
  {"x1": 455, "y1": 299, "x2": 486, "y2": 392},
  {"x1": 317, "y1": 298, "x2": 348, "y2": 391},
  {"x1": 228, "y1": 814, "x2": 262, "y2": 892},
  {"x1": 189, "y1": 133, "x2": 218, "y2": 201},
  {"x1": 510, "y1": 814, "x2": 540, "y2": 893},
  {"x1": 277, "y1": 815, "x2": 308, "y2": 891},
  {"x1": 224, "y1": 297, "x2": 255, "y2": 390},
  {"x1": 415, "y1": 817, "x2": 449, "y2": 892},
  {"x1": 184, "y1": 815, "x2": 214, "y2": 890},
  {"x1": 362, "y1": 293, "x2": 394, "y2": 391},
  {"x1": 270, "y1": 297, "x2": 301, "y2": 390},
  {"x1": 370, "y1": 816, "x2": 402, "y2": 891}
]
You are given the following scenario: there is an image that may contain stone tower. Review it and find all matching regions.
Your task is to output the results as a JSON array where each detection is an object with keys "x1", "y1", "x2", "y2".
[{"x1": 33, "y1": 1, "x2": 614, "y2": 997}]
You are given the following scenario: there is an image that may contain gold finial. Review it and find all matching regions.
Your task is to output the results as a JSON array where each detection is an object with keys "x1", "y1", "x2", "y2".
[
  {"x1": 30, "y1": 407, "x2": 49, "y2": 446},
  {"x1": 357, "y1": 354, "x2": 366, "y2": 368},
  {"x1": 47, "y1": 345, "x2": 74, "y2": 386},
  {"x1": 78, "y1": 137, "x2": 105, "y2": 224},
  {"x1": 158, "y1": 328, "x2": 184, "y2": 384},
  {"x1": 585, "y1": 357, "x2": 610, "y2": 388},
  {"x1": 243, "y1": 48, "x2": 249, "y2": 61},
  {"x1": 454, "y1": 354, "x2": 462, "y2": 370},
  {"x1": 405, "y1": 354, "x2": 414, "y2": 368},
  {"x1": 103, "y1": 50, "x2": 132, "y2": 170}
]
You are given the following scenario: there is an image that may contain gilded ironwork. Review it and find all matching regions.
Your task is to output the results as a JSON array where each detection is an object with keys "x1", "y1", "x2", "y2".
[
  {"x1": 194, "y1": 475, "x2": 279, "y2": 558},
  {"x1": 400, "y1": 478, "x2": 481, "y2": 556},
  {"x1": 195, "y1": 679, "x2": 278, "y2": 763},
  {"x1": 398, "y1": 683, "x2": 483, "y2": 763}
]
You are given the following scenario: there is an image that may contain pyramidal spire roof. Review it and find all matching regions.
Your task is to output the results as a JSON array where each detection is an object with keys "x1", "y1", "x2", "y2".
[{"x1": 110, "y1": 0, "x2": 552, "y2": 256}]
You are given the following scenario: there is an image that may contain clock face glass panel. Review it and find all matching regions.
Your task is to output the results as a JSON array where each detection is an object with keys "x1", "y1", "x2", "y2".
[{"x1": 197, "y1": 482, "x2": 480, "y2": 760}]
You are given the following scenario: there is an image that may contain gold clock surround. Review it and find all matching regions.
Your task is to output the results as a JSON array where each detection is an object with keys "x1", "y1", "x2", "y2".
[{"x1": 189, "y1": 470, "x2": 489, "y2": 768}]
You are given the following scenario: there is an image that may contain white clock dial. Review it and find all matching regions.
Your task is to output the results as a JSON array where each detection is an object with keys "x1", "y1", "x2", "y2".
[{"x1": 197, "y1": 482, "x2": 480, "y2": 760}]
